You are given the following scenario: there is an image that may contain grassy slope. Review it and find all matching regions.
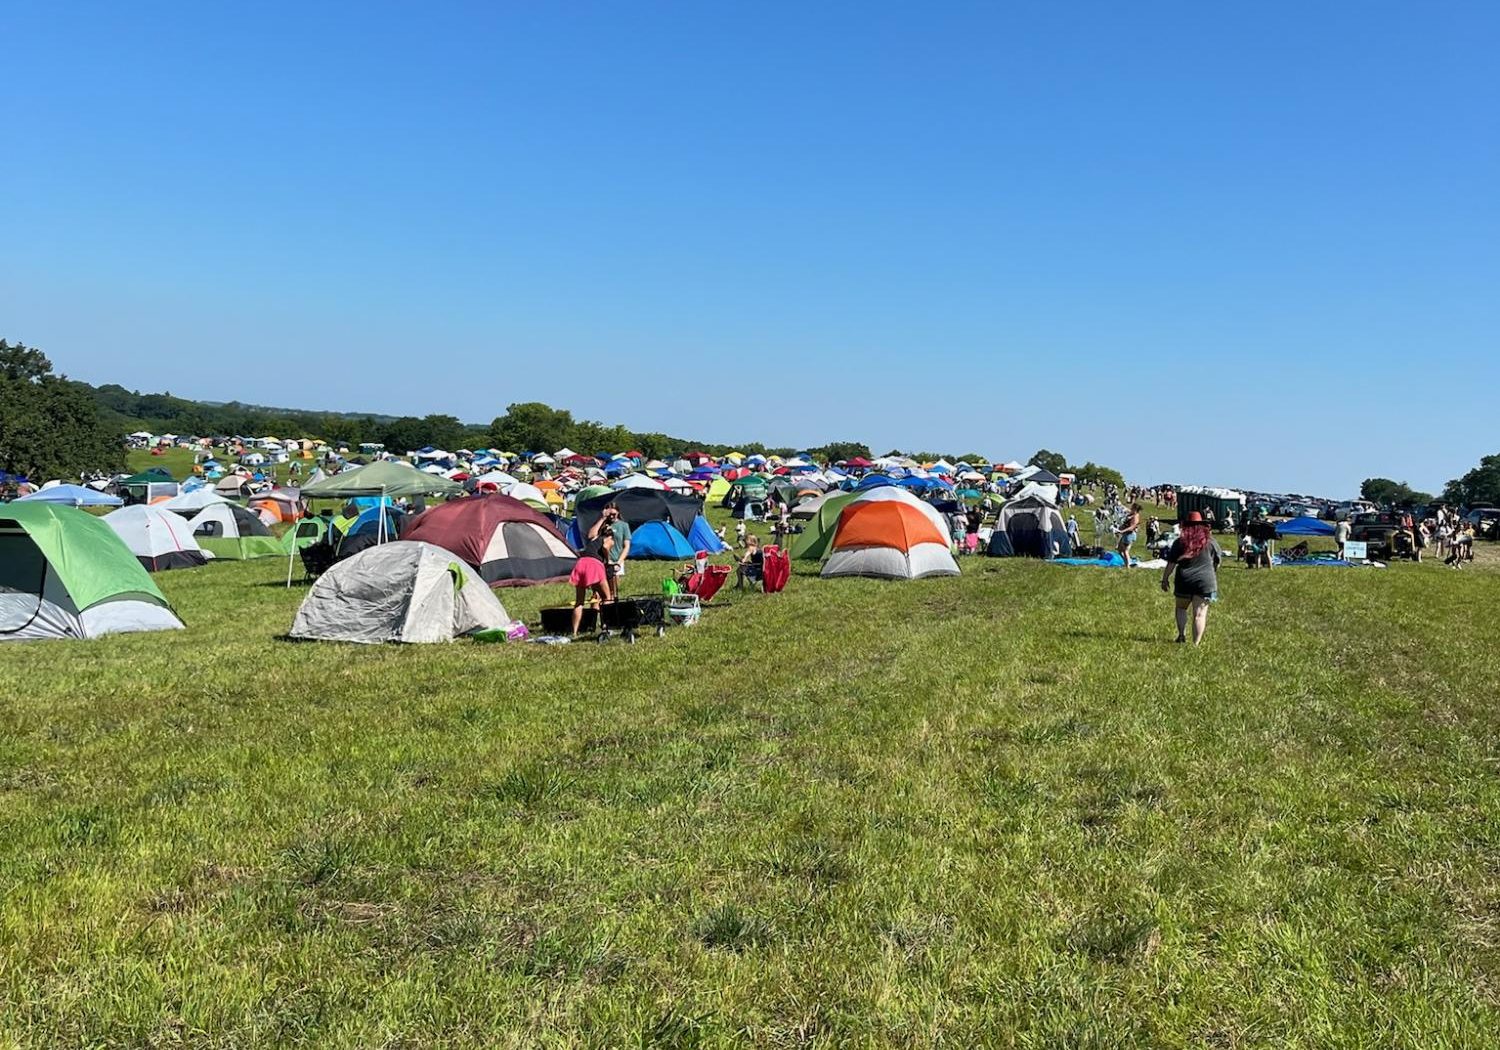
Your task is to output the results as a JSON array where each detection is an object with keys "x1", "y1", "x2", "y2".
[{"x1": 3, "y1": 487, "x2": 1500, "y2": 1045}]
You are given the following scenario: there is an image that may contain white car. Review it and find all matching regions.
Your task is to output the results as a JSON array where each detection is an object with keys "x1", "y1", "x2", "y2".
[{"x1": 1334, "y1": 500, "x2": 1378, "y2": 521}]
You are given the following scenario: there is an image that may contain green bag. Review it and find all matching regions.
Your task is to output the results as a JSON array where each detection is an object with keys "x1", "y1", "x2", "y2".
[{"x1": 661, "y1": 577, "x2": 681, "y2": 595}]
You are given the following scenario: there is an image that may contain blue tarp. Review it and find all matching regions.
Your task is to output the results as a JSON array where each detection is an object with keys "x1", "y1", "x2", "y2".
[
  {"x1": 629, "y1": 521, "x2": 697, "y2": 559},
  {"x1": 1054, "y1": 551, "x2": 1126, "y2": 567},
  {"x1": 1276, "y1": 516, "x2": 1336, "y2": 537},
  {"x1": 686, "y1": 515, "x2": 728, "y2": 554}
]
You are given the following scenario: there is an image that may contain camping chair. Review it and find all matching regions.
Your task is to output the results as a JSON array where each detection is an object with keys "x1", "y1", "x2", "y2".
[
  {"x1": 684, "y1": 564, "x2": 731, "y2": 602},
  {"x1": 762, "y1": 545, "x2": 790, "y2": 594}
]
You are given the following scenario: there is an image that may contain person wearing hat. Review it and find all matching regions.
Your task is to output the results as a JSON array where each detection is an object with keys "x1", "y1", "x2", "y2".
[{"x1": 1160, "y1": 511, "x2": 1221, "y2": 645}]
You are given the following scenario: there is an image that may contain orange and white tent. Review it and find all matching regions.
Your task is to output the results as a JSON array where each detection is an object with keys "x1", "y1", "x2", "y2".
[{"x1": 821, "y1": 488, "x2": 959, "y2": 580}]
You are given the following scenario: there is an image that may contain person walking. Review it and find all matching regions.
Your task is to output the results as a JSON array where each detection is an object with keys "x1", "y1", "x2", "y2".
[
  {"x1": 1116, "y1": 503, "x2": 1142, "y2": 567},
  {"x1": 1334, "y1": 517, "x2": 1352, "y2": 560},
  {"x1": 1160, "y1": 511, "x2": 1221, "y2": 645}
]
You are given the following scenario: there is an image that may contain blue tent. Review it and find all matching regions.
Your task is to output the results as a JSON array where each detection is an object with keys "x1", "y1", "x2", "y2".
[
  {"x1": 629, "y1": 520, "x2": 696, "y2": 559},
  {"x1": 14, "y1": 484, "x2": 123, "y2": 507},
  {"x1": 345, "y1": 505, "x2": 405, "y2": 538},
  {"x1": 686, "y1": 515, "x2": 728, "y2": 554},
  {"x1": 852, "y1": 474, "x2": 897, "y2": 491},
  {"x1": 1276, "y1": 516, "x2": 1336, "y2": 537}
]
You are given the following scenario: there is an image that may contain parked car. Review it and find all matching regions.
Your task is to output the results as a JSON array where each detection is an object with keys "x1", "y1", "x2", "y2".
[
  {"x1": 1464, "y1": 507, "x2": 1500, "y2": 539},
  {"x1": 1334, "y1": 500, "x2": 1379, "y2": 522}
]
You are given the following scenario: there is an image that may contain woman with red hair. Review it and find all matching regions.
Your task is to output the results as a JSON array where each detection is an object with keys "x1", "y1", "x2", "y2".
[{"x1": 1160, "y1": 511, "x2": 1221, "y2": 645}]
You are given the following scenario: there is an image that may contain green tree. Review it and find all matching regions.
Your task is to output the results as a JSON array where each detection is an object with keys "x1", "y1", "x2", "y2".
[
  {"x1": 807, "y1": 441, "x2": 873, "y2": 464},
  {"x1": 488, "y1": 402, "x2": 576, "y2": 453},
  {"x1": 0, "y1": 339, "x2": 124, "y2": 480},
  {"x1": 1444, "y1": 455, "x2": 1500, "y2": 508},
  {"x1": 1074, "y1": 461, "x2": 1126, "y2": 491},
  {"x1": 1030, "y1": 449, "x2": 1069, "y2": 475},
  {"x1": 1360, "y1": 477, "x2": 1432, "y2": 507}
]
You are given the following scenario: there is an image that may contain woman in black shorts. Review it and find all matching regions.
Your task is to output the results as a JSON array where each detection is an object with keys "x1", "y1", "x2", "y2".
[{"x1": 1160, "y1": 510, "x2": 1220, "y2": 645}]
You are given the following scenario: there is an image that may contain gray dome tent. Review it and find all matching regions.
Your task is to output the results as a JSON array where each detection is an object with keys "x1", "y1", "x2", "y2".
[{"x1": 987, "y1": 494, "x2": 1073, "y2": 559}]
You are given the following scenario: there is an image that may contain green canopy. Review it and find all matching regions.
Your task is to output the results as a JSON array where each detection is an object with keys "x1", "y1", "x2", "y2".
[
  {"x1": 122, "y1": 468, "x2": 176, "y2": 485},
  {"x1": 575, "y1": 484, "x2": 613, "y2": 502},
  {"x1": 791, "y1": 492, "x2": 856, "y2": 561},
  {"x1": 0, "y1": 502, "x2": 167, "y2": 611},
  {"x1": 301, "y1": 460, "x2": 462, "y2": 499}
]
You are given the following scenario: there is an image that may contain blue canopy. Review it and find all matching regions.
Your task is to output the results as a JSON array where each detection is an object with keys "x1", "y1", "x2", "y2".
[
  {"x1": 14, "y1": 484, "x2": 123, "y2": 507},
  {"x1": 853, "y1": 474, "x2": 897, "y2": 491},
  {"x1": 1276, "y1": 516, "x2": 1336, "y2": 537}
]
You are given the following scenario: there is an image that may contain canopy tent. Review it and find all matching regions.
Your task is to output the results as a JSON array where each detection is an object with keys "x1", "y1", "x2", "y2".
[
  {"x1": 820, "y1": 488, "x2": 959, "y2": 580},
  {"x1": 104, "y1": 505, "x2": 210, "y2": 571},
  {"x1": 13, "y1": 484, "x2": 122, "y2": 507},
  {"x1": 302, "y1": 459, "x2": 463, "y2": 499},
  {"x1": 0, "y1": 502, "x2": 184, "y2": 641},
  {"x1": 402, "y1": 494, "x2": 576, "y2": 587},
  {"x1": 289, "y1": 541, "x2": 509, "y2": 644},
  {"x1": 119, "y1": 469, "x2": 179, "y2": 505},
  {"x1": 611, "y1": 474, "x2": 665, "y2": 490},
  {"x1": 1275, "y1": 516, "x2": 1336, "y2": 537},
  {"x1": 187, "y1": 504, "x2": 282, "y2": 560}
]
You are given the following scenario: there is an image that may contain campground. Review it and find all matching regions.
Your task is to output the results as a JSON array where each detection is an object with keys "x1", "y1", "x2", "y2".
[{"x1": 4, "y1": 494, "x2": 1500, "y2": 1046}]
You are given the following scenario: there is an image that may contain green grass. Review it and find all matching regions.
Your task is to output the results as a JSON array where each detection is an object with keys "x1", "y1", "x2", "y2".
[{"x1": 4, "y1": 496, "x2": 1500, "y2": 1046}]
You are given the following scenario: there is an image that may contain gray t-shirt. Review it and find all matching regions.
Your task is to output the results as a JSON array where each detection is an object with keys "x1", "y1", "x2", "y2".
[{"x1": 1167, "y1": 538, "x2": 1221, "y2": 597}]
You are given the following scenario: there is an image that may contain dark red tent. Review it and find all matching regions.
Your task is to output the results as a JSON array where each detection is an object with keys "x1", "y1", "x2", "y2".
[{"x1": 403, "y1": 494, "x2": 576, "y2": 587}]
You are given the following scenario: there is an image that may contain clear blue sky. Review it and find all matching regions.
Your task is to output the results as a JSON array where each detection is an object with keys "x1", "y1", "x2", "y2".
[{"x1": 4, "y1": 3, "x2": 1496, "y2": 496}]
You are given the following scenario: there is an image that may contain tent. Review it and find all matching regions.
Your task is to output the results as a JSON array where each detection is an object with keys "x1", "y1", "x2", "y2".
[
  {"x1": 1275, "y1": 516, "x2": 1336, "y2": 537},
  {"x1": 289, "y1": 541, "x2": 509, "y2": 644},
  {"x1": 0, "y1": 503, "x2": 184, "y2": 641},
  {"x1": 119, "y1": 470, "x2": 179, "y2": 505},
  {"x1": 574, "y1": 489, "x2": 701, "y2": 544},
  {"x1": 629, "y1": 520, "x2": 697, "y2": 559},
  {"x1": 249, "y1": 491, "x2": 302, "y2": 525},
  {"x1": 821, "y1": 488, "x2": 959, "y2": 580},
  {"x1": 187, "y1": 504, "x2": 283, "y2": 560},
  {"x1": 302, "y1": 460, "x2": 463, "y2": 500},
  {"x1": 705, "y1": 477, "x2": 731, "y2": 504},
  {"x1": 402, "y1": 494, "x2": 576, "y2": 587},
  {"x1": 14, "y1": 484, "x2": 123, "y2": 507},
  {"x1": 988, "y1": 494, "x2": 1072, "y2": 559},
  {"x1": 790, "y1": 491, "x2": 857, "y2": 560},
  {"x1": 685, "y1": 515, "x2": 728, "y2": 554},
  {"x1": 104, "y1": 505, "x2": 210, "y2": 571},
  {"x1": 159, "y1": 488, "x2": 234, "y2": 515},
  {"x1": 215, "y1": 474, "x2": 253, "y2": 497},
  {"x1": 280, "y1": 517, "x2": 330, "y2": 552}
]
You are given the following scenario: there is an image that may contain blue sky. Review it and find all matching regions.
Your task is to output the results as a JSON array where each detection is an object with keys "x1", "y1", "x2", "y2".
[{"x1": 3, "y1": 2, "x2": 1496, "y2": 495}]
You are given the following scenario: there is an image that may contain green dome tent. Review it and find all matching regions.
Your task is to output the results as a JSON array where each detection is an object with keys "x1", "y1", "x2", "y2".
[
  {"x1": 790, "y1": 491, "x2": 857, "y2": 561},
  {"x1": 0, "y1": 502, "x2": 183, "y2": 641}
]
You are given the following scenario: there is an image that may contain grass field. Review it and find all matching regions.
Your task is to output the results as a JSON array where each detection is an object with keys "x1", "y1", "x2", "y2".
[{"x1": 5, "y1": 472, "x2": 1500, "y2": 1045}]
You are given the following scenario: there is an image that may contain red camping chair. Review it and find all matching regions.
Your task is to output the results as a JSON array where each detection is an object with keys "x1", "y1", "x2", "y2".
[
  {"x1": 762, "y1": 545, "x2": 790, "y2": 594},
  {"x1": 684, "y1": 564, "x2": 732, "y2": 602}
]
